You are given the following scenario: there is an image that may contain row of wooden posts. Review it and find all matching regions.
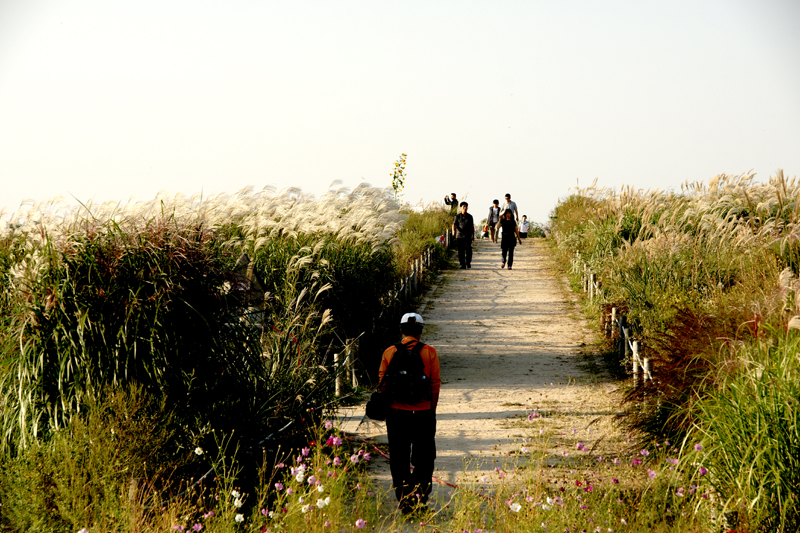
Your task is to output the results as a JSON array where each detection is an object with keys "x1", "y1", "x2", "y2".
[
  {"x1": 333, "y1": 236, "x2": 448, "y2": 396},
  {"x1": 575, "y1": 253, "x2": 654, "y2": 387}
]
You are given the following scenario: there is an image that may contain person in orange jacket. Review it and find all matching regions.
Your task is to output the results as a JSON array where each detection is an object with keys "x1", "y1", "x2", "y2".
[{"x1": 378, "y1": 312, "x2": 441, "y2": 513}]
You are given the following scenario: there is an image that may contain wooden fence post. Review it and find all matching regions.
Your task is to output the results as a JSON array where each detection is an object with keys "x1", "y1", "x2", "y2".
[
  {"x1": 351, "y1": 340, "x2": 359, "y2": 389},
  {"x1": 611, "y1": 307, "x2": 617, "y2": 336},
  {"x1": 632, "y1": 340, "x2": 640, "y2": 388},
  {"x1": 334, "y1": 352, "x2": 342, "y2": 396}
]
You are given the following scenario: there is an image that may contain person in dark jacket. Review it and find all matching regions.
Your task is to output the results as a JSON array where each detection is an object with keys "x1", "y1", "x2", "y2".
[
  {"x1": 496, "y1": 209, "x2": 522, "y2": 269},
  {"x1": 452, "y1": 202, "x2": 475, "y2": 269},
  {"x1": 444, "y1": 193, "x2": 458, "y2": 214}
]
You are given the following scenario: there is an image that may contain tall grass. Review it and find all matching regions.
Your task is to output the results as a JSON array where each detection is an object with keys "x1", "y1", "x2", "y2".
[
  {"x1": 690, "y1": 331, "x2": 800, "y2": 531},
  {"x1": 0, "y1": 183, "x2": 452, "y2": 530},
  {"x1": 549, "y1": 169, "x2": 800, "y2": 528}
]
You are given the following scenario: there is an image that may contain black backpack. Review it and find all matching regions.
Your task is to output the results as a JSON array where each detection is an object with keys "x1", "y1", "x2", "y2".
[{"x1": 384, "y1": 341, "x2": 431, "y2": 405}]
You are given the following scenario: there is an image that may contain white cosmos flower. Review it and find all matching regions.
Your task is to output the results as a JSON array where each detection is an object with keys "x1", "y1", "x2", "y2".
[
  {"x1": 295, "y1": 473, "x2": 305, "y2": 483},
  {"x1": 317, "y1": 484, "x2": 324, "y2": 493},
  {"x1": 234, "y1": 514, "x2": 244, "y2": 523},
  {"x1": 509, "y1": 502, "x2": 522, "y2": 513},
  {"x1": 194, "y1": 447, "x2": 204, "y2": 455}
]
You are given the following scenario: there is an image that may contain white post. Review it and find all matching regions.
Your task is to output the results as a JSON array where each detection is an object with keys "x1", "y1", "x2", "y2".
[
  {"x1": 583, "y1": 264, "x2": 588, "y2": 292},
  {"x1": 643, "y1": 357, "x2": 652, "y2": 382},
  {"x1": 632, "y1": 340, "x2": 640, "y2": 388},
  {"x1": 334, "y1": 352, "x2": 342, "y2": 397},
  {"x1": 611, "y1": 307, "x2": 617, "y2": 336},
  {"x1": 348, "y1": 349, "x2": 357, "y2": 389},
  {"x1": 622, "y1": 320, "x2": 630, "y2": 361},
  {"x1": 589, "y1": 273, "x2": 596, "y2": 300}
]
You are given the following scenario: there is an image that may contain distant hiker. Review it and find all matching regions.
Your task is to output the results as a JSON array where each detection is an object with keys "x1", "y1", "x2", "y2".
[
  {"x1": 378, "y1": 313, "x2": 441, "y2": 514},
  {"x1": 487, "y1": 199, "x2": 501, "y2": 243},
  {"x1": 452, "y1": 201, "x2": 475, "y2": 269},
  {"x1": 501, "y1": 193, "x2": 519, "y2": 221},
  {"x1": 496, "y1": 209, "x2": 522, "y2": 269},
  {"x1": 444, "y1": 192, "x2": 459, "y2": 214},
  {"x1": 519, "y1": 215, "x2": 530, "y2": 239}
]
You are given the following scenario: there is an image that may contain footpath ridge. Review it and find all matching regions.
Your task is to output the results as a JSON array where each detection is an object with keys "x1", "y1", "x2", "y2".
[{"x1": 339, "y1": 239, "x2": 624, "y2": 510}]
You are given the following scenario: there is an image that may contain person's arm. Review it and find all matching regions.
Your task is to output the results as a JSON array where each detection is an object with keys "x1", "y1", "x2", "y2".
[
  {"x1": 452, "y1": 217, "x2": 457, "y2": 237},
  {"x1": 378, "y1": 347, "x2": 395, "y2": 392},
  {"x1": 427, "y1": 348, "x2": 441, "y2": 413},
  {"x1": 515, "y1": 224, "x2": 522, "y2": 244}
]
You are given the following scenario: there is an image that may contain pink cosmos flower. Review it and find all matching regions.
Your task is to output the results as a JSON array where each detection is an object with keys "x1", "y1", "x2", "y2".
[
  {"x1": 274, "y1": 482, "x2": 283, "y2": 490},
  {"x1": 302, "y1": 447, "x2": 311, "y2": 456},
  {"x1": 333, "y1": 457, "x2": 341, "y2": 465},
  {"x1": 699, "y1": 467, "x2": 708, "y2": 476},
  {"x1": 694, "y1": 443, "x2": 703, "y2": 451},
  {"x1": 640, "y1": 449, "x2": 650, "y2": 456},
  {"x1": 647, "y1": 469, "x2": 657, "y2": 479},
  {"x1": 324, "y1": 421, "x2": 333, "y2": 429},
  {"x1": 355, "y1": 519, "x2": 367, "y2": 529}
]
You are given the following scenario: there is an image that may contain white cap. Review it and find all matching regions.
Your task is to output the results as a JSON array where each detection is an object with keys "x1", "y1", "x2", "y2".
[{"x1": 400, "y1": 312, "x2": 424, "y2": 325}]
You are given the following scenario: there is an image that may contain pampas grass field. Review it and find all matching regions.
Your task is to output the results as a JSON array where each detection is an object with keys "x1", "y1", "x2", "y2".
[
  {"x1": 550, "y1": 170, "x2": 800, "y2": 531},
  {"x1": 1, "y1": 169, "x2": 797, "y2": 532},
  {"x1": 0, "y1": 183, "x2": 452, "y2": 532}
]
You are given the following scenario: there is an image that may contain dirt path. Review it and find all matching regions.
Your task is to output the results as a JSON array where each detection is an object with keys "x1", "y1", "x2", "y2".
[{"x1": 338, "y1": 239, "x2": 627, "y2": 513}]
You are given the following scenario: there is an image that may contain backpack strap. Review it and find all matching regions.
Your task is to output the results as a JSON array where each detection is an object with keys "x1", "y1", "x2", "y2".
[{"x1": 394, "y1": 341, "x2": 425, "y2": 357}]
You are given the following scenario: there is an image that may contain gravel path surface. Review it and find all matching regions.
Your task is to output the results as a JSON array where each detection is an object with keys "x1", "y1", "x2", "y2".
[{"x1": 338, "y1": 238, "x2": 627, "y2": 516}]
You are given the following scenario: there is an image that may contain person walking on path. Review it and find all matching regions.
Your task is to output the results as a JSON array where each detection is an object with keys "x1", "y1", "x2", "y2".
[
  {"x1": 378, "y1": 313, "x2": 441, "y2": 514},
  {"x1": 487, "y1": 199, "x2": 501, "y2": 243},
  {"x1": 496, "y1": 209, "x2": 522, "y2": 269},
  {"x1": 519, "y1": 215, "x2": 530, "y2": 239},
  {"x1": 444, "y1": 192, "x2": 459, "y2": 214},
  {"x1": 452, "y1": 202, "x2": 475, "y2": 269},
  {"x1": 501, "y1": 193, "x2": 519, "y2": 221}
]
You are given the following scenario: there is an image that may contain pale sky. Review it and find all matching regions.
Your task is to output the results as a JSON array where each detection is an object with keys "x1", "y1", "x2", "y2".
[{"x1": 1, "y1": 0, "x2": 798, "y2": 223}]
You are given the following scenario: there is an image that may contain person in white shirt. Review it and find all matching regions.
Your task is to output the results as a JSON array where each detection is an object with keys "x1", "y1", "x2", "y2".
[
  {"x1": 519, "y1": 215, "x2": 531, "y2": 238},
  {"x1": 501, "y1": 193, "x2": 519, "y2": 221}
]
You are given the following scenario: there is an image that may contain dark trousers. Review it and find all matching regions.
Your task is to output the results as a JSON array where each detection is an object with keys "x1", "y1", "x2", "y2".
[
  {"x1": 456, "y1": 238, "x2": 472, "y2": 267},
  {"x1": 386, "y1": 408, "x2": 436, "y2": 503},
  {"x1": 501, "y1": 245, "x2": 516, "y2": 267}
]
